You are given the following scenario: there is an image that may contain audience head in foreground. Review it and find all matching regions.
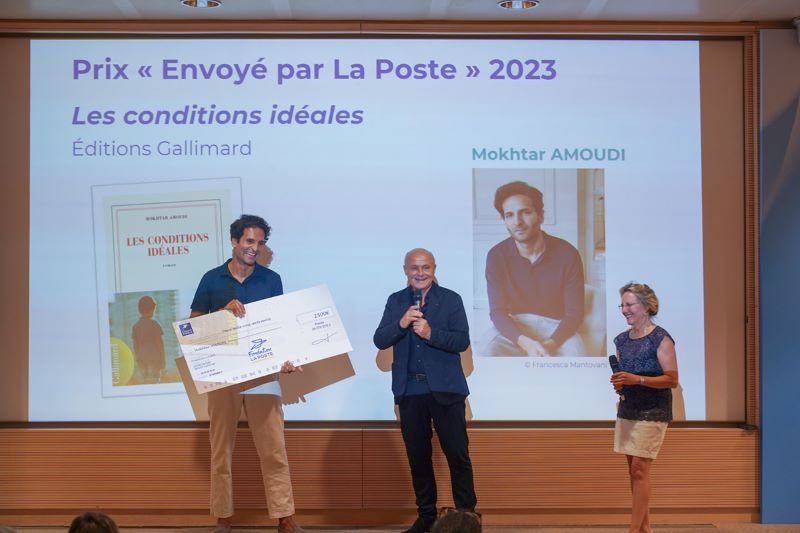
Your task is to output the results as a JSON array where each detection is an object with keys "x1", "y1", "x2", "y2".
[
  {"x1": 68, "y1": 512, "x2": 119, "y2": 533},
  {"x1": 432, "y1": 508, "x2": 482, "y2": 533}
]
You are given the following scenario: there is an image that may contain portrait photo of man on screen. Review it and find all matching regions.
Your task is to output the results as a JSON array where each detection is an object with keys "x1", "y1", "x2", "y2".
[{"x1": 472, "y1": 169, "x2": 607, "y2": 357}]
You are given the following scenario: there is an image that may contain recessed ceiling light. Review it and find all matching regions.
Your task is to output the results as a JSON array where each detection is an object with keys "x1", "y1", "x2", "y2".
[
  {"x1": 497, "y1": 0, "x2": 539, "y2": 9},
  {"x1": 180, "y1": 0, "x2": 222, "y2": 8}
]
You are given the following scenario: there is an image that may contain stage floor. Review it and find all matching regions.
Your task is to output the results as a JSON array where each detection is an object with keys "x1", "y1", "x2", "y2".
[{"x1": 9, "y1": 525, "x2": 800, "y2": 533}]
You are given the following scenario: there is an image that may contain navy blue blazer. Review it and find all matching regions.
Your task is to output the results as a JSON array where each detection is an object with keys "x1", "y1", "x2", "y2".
[{"x1": 373, "y1": 283, "x2": 470, "y2": 400}]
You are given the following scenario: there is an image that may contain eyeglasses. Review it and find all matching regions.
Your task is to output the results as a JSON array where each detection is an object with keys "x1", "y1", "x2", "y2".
[
  {"x1": 438, "y1": 506, "x2": 482, "y2": 525},
  {"x1": 618, "y1": 302, "x2": 640, "y2": 309}
]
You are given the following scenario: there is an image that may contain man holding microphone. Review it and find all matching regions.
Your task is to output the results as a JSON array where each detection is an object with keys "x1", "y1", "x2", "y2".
[{"x1": 373, "y1": 248, "x2": 477, "y2": 533}]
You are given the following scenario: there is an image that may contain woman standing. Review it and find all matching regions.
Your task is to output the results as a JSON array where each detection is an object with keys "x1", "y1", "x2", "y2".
[{"x1": 610, "y1": 282, "x2": 679, "y2": 533}]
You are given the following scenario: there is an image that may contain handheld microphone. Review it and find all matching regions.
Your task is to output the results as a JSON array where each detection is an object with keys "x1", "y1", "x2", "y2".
[
  {"x1": 412, "y1": 289, "x2": 422, "y2": 309},
  {"x1": 609, "y1": 354, "x2": 624, "y2": 399}
]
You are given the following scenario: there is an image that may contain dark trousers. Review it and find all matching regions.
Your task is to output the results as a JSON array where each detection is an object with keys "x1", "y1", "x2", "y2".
[{"x1": 398, "y1": 393, "x2": 477, "y2": 524}]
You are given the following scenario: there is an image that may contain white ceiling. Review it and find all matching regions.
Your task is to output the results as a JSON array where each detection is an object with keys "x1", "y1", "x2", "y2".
[{"x1": 0, "y1": 0, "x2": 797, "y2": 24}]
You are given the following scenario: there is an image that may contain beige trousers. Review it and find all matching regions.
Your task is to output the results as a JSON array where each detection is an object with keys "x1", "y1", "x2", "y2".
[{"x1": 208, "y1": 383, "x2": 295, "y2": 519}]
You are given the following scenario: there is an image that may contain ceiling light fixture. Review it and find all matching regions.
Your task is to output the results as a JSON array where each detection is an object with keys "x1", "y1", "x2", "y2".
[
  {"x1": 497, "y1": 0, "x2": 539, "y2": 9},
  {"x1": 180, "y1": 0, "x2": 222, "y2": 8}
]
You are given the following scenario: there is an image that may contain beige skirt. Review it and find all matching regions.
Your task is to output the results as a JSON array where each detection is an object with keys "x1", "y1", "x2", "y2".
[{"x1": 614, "y1": 418, "x2": 668, "y2": 459}]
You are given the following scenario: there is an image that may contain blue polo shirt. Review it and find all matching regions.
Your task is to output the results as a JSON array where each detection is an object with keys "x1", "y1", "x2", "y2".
[{"x1": 190, "y1": 259, "x2": 283, "y2": 314}]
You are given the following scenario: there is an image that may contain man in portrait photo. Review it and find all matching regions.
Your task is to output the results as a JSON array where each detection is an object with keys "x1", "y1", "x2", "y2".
[{"x1": 484, "y1": 181, "x2": 586, "y2": 357}]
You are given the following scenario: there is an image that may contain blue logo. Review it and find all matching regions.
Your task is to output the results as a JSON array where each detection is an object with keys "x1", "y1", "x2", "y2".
[{"x1": 179, "y1": 323, "x2": 194, "y2": 336}]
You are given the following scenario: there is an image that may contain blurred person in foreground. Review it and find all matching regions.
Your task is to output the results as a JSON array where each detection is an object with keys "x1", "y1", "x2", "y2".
[
  {"x1": 610, "y1": 282, "x2": 679, "y2": 533},
  {"x1": 431, "y1": 507, "x2": 481, "y2": 533},
  {"x1": 67, "y1": 512, "x2": 119, "y2": 533}
]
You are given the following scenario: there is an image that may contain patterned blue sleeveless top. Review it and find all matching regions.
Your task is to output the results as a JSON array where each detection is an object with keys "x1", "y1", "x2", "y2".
[{"x1": 613, "y1": 325, "x2": 673, "y2": 423}]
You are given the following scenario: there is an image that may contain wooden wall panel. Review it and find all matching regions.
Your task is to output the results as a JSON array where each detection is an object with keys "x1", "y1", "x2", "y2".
[
  {"x1": 0, "y1": 429, "x2": 210, "y2": 509},
  {"x1": 474, "y1": 430, "x2": 627, "y2": 508},
  {"x1": 0, "y1": 38, "x2": 29, "y2": 423},
  {"x1": 0, "y1": 20, "x2": 771, "y2": 35},
  {"x1": 0, "y1": 427, "x2": 758, "y2": 524},
  {"x1": 742, "y1": 35, "x2": 761, "y2": 427},
  {"x1": 282, "y1": 430, "x2": 362, "y2": 509},
  {"x1": 362, "y1": 430, "x2": 457, "y2": 509}
]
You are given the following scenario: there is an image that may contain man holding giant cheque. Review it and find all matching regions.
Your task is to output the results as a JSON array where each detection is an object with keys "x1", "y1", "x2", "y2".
[{"x1": 188, "y1": 215, "x2": 305, "y2": 533}]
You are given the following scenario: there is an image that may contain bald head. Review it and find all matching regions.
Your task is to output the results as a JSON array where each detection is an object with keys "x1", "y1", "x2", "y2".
[
  {"x1": 404, "y1": 248, "x2": 437, "y2": 293},
  {"x1": 404, "y1": 247, "x2": 435, "y2": 266}
]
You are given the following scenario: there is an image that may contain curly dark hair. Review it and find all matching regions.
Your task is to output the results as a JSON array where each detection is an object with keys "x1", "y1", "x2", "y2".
[
  {"x1": 493, "y1": 181, "x2": 544, "y2": 216},
  {"x1": 230, "y1": 214, "x2": 271, "y2": 242}
]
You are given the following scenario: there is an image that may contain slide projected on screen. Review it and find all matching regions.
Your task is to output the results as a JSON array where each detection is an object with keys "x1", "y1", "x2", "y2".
[{"x1": 29, "y1": 39, "x2": 704, "y2": 421}]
